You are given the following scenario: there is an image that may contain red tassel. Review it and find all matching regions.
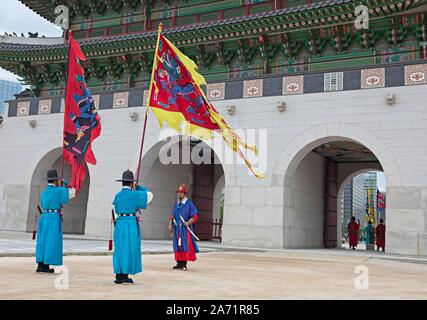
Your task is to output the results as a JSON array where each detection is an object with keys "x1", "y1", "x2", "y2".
[
  {"x1": 32, "y1": 231, "x2": 36, "y2": 240},
  {"x1": 108, "y1": 239, "x2": 113, "y2": 251}
]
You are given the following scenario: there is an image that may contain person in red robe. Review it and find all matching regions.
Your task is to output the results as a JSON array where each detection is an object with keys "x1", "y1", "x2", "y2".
[
  {"x1": 347, "y1": 217, "x2": 360, "y2": 250},
  {"x1": 376, "y1": 218, "x2": 386, "y2": 252}
]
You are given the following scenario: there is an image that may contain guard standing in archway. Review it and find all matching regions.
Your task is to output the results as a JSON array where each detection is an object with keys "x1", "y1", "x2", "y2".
[
  {"x1": 113, "y1": 170, "x2": 153, "y2": 284},
  {"x1": 364, "y1": 220, "x2": 375, "y2": 250},
  {"x1": 347, "y1": 217, "x2": 360, "y2": 250},
  {"x1": 35, "y1": 169, "x2": 76, "y2": 273},
  {"x1": 376, "y1": 219, "x2": 386, "y2": 252},
  {"x1": 169, "y1": 184, "x2": 200, "y2": 271}
]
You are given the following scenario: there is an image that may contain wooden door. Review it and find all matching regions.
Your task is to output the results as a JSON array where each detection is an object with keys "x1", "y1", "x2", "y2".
[{"x1": 192, "y1": 164, "x2": 214, "y2": 240}]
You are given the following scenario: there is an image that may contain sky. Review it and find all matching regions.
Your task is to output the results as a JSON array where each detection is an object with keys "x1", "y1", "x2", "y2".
[{"x1": 0, "y1": 0, "x2": 62, "y2": 83}]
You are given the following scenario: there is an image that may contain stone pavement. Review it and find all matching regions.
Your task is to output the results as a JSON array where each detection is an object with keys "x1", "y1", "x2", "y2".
[
  {"x1": 2, "y1": 231, "x2": 427, "y2": 299},
  {"x1": 1, "y1": 251, "x2": 427, "y2": 300},
  {"x1": 0, "y1": 231, "x2": 221, "y2": 256},
  {"x1": 1, "y1": 231, "x2": 427, "y2": 266}
]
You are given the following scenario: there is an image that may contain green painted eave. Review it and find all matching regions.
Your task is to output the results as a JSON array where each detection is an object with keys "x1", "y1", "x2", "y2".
[{"x1": 3, "y1": 0, "x2": 426, "y2": 68}]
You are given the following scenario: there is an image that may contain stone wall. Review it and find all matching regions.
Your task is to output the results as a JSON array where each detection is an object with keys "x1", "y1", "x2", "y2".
[{"x1": 1, "y1": 83, "x2": 427, "y2": 254}]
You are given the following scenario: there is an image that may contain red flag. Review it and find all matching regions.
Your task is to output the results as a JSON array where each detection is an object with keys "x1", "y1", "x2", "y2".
[
  {"x1": 63, "y1": 32, "x2": 101, "y2": 192},
  {"x1": 377, "y1": 189, "x2": 385, "y2": 209}
]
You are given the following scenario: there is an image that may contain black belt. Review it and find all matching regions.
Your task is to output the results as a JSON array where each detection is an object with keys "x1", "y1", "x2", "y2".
[{"x1": 117, "y1": 213, "x2": 136, "y2": 216}]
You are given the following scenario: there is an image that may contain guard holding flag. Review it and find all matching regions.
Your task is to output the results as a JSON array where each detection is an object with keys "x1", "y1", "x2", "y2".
[
  {"x1": 113, "y1": 170, "x2": 153, "y2": 284},
  {"x1": 35, "y1": 169, "x2": 76, "y2": 273},
  {"x1": 169, "y1": 184, "x2": 200, "y2": 271}
]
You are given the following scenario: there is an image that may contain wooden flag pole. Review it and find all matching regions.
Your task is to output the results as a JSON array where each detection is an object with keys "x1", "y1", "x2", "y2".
[
  {"x1": 135, "y1": 23, "x2": 163, "y2": 184},
  {"x1": 135, "y1": 107, "x2": 150, "y2": 185}
]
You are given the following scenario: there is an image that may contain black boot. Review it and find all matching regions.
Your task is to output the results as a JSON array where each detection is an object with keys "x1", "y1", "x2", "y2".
[
  {"x1": 181, "y1": 261, "x2": 187, "y2": 271},
  {"x1": 36, "y1": 263, "x2": 54, "y2": 273},
  {"x1": 114, "y1": 274, "x2": 125, "y2": 284},
  {"x1": 36, "y1": 263, "x2": 44, "y2": 273},
  {"x1": 115, "y1": 274, "x2": 134, "y2": 284},
  {"x1": 173, "y1": 261, "x2": 183, "y2": 270},
  {"x1": 43, "y1": 264, "x2": 55, "y2": 273},
  {"x1": 123, "y1": 274, "x2": 134, "y2": 284}
]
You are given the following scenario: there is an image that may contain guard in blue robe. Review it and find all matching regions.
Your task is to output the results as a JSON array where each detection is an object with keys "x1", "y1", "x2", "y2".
[
  {"x1": 35, "y1": 169, "x2": 75, "y2": 273},
  {"x1": 364, "y1": 221, "x2": 375, "y2": 247},
  {"x1": 168, "y1": 184, "x2": 199, "y2": 271},
  {"x1": 113, "y1": 170, "x2": 153, "y2": 284}
]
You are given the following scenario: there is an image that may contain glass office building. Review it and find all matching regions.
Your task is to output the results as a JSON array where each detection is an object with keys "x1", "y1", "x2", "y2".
[{"x1": 0, "y1": 79, "x2": 22, "y2": 114}]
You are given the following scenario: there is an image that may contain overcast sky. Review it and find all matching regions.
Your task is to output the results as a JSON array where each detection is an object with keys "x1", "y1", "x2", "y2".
[{"x1": 0, "y1": 0, "x2": 62, "y2": 82}]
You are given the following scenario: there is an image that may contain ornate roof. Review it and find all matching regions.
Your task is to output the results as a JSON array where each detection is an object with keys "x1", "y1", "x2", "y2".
[
  {"x1": 18, "y1": 0, "x2": 358, "y2": 23},
  {"x1": 3, "y1": 0, "x2": 427, "y2": 97},
  {"x1": 19, "y1": 0, "x2": 56, "y2": 22},
  {"x1": 5, "y1": 0, "x2": 427, "y2": 63},
  {"x1": 19, "y1": 0, "x2": 146, "y2": 22}
]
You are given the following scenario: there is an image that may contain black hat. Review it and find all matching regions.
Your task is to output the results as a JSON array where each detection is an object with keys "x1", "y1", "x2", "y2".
[
  {"x1": 116, "y1": 170, "x2": 136, "y2": 182},
  {"x1": 47, "y1": 169, "x2": 62, "y2": 181}
]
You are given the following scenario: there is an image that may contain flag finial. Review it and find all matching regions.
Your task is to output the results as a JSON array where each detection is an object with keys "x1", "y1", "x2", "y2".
[{"x1": 158, "y1": 23, "x2": 163, "y2": 33}]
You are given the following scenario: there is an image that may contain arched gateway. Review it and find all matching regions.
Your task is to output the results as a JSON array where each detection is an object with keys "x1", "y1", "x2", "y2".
[
  {"x1": 135, "y1": 135, "x2": 227, "y2": 241},
  {"x1": 27, "y1": 147, "x2": 90, "y2": 235},
  {"x1": 272, "y1": 123, "x2": 400, "y2": 249}
]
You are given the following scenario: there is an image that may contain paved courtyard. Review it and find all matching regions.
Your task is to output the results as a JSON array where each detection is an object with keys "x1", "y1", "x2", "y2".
[
  {"x1": 0, "y1": 232, "x2": 426, "y2": 300},
  {"x1": 0, "y1": 231, "x2": 221, "y2": 256}
]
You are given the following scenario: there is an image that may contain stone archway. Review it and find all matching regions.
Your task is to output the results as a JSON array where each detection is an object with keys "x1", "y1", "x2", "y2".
[
  {"x1": 337, "y1": 167, "x2": 386, "y2": 247},
  {"x1": 136, "y1": 135, "x2": 226, "y2": 240},
  {"x1": 27, "y1": 147, "x2": 90, "y2": 234},
  {"x1": 271, "y1": 123, "x2": 399, "y2": 249}
]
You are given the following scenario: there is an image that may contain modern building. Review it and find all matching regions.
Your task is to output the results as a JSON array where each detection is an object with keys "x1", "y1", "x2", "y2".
[
  {"x1": 364, "y1": 171, "x2": 379, "y2": 209},
  {"x1": 342, "y1": 174, "x2": 366, "y2": 224},
  {"x1": 0, "y1": 1, "x2": 426, "y2": 255},
  {"x1": 341, "y1": 173, "x2": 367, "y2": 238},
  {"x1": 0, "y1": 80, "x2": 22, "y2": 114}
]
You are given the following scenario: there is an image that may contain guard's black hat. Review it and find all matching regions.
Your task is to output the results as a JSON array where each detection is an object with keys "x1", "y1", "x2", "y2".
[
  {"x1": 116, "y1": 170, "x2": 136, "y2": 182},
  {"x1": 47, "y1": 169, "x2": 62, "y2": 181}
]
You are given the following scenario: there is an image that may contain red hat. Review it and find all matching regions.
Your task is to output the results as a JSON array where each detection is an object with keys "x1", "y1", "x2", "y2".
[{"x1": 176, "y1": 184, "x2": 188, "y2": 194}]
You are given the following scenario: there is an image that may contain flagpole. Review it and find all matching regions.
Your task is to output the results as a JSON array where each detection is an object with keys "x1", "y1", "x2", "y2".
[
  {"x1": 61, "y1": 29, "x2": 73, "y2": 181},
  {"x1": 135, "y1": 23, "x2": 163, "y2": 184}
]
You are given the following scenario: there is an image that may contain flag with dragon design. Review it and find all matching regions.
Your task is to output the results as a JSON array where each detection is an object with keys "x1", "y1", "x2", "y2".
[{"x1": 63, "y1": 32, "x2": 101, "y2": 192}]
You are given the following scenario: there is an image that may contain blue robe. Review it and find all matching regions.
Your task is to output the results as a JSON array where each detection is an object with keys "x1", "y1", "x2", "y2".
[
  {"x1": 35, "y1": 185, "x2": 70, "y2": 266},
  {"x1": 113, "y1": 186, "x2": 148, "y2": 275},
  {"x1": 171, "y1": 199, "x2": 199, "y2": 256},
  {"x1": 365, "y1": 224, "x2": 375, "y2": 245}
]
